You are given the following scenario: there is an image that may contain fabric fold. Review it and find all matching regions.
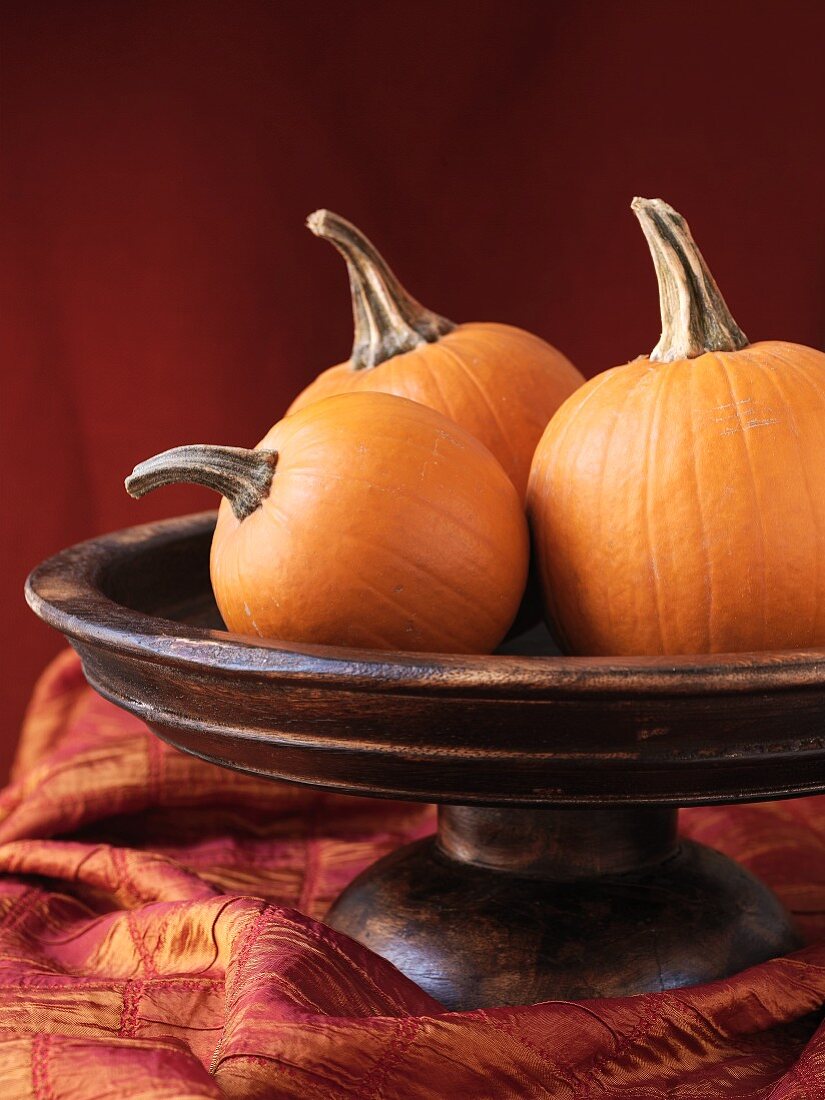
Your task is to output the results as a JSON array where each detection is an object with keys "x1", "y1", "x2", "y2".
[{"x1": 0, "y1": 650, "x2": 823, "y2": 1098}]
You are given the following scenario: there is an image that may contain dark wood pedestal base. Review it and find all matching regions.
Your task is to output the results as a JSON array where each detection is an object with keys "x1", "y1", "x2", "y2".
[{"x1": 326, "y1": 806, "x2": 802, "y2": 1010}]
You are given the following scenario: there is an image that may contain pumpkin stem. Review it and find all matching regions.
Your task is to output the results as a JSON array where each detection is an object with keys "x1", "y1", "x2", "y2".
[
  {"x1": 125, "y1": 445, "x2": 278, "y2": 522},
  {"x1": 307, "y1": 209, "x2": 455, "y2": 370},
  {"x1": 631, "y1": 197, "x2": 749, "y2": 363}
]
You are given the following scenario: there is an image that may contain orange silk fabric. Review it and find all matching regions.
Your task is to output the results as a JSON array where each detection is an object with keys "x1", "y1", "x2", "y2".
[{"x1": 0, "y1": 652, "x2": 824, "y2": 1098}]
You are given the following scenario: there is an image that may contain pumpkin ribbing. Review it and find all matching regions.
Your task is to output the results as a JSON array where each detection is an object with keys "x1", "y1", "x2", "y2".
[
  {"x1": 127, "y1": 392, "x2": 529, "y2": 654},
  {"x1": 528, "y1": 198, "x2": 825, "y2": 657}
]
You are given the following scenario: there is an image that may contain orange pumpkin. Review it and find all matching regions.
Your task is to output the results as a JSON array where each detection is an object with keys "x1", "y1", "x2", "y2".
[
  {"x1": 126, "y1": 392, "x2": 528, "y2": 653},
  {"x1": 528, "y1": 197, "x2": 825, "y2": 656},
  {"x1": 288, "y1": 210, "x2": 584, "y2": 500}
]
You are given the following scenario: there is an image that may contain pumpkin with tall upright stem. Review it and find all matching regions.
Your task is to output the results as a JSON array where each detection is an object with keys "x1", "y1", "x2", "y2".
[
  {"x1": 528, "y1": 197, "x2": 825, "y2": 656},
  {"x1": 288, "y1": 211, "x2": 584, "y2": 500}
]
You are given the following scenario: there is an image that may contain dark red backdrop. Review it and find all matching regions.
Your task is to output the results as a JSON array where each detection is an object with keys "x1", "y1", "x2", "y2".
[{"x1": 2, "y1": 0, "x2": 824, "y2": 778}]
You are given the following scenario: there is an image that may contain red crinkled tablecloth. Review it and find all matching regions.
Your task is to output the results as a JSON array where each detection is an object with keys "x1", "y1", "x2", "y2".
[{"x1": 0, "y1": 649, "x2": 824, "y2": 1098}]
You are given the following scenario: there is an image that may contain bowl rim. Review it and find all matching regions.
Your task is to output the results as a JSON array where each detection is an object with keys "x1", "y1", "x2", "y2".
[{"x1": 25, "y1": 510, "x2": 825, "y2": 698}]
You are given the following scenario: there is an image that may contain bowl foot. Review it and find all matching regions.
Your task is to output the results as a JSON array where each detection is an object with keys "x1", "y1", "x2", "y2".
[{"x1": 326, "y1": 807, "x2": 801, "y2": 1010}]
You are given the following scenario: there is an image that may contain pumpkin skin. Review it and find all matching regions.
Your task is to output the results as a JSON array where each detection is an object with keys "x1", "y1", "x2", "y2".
[
  {"x1": 128, "y1": 392, "x2": 529, "y2": 654},
  {"x1": 290, "y1": 212, "x2": 583, "y2": 500},
  {"x1": 527, "y1": 199, "x2": 825, "y2": 657},
  {"x1": 290, "y1": 322, "x2": 581, "y2": 501}
]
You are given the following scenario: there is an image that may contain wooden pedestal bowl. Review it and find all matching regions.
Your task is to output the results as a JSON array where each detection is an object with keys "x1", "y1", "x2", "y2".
[{"x1": 26, "y1": 513, "x2": 825, "y2": 1010}]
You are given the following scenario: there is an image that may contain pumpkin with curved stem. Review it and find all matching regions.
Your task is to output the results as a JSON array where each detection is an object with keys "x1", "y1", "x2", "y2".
[
  {"x1": 287, "y1": 210, "x2": 584, "y2": 500},
  {"x1": 528, "y1": 197, "x2": 825, "y2": 657},
  {"x1": 126, "y1": 392, "x2": 529, "y2": 654}
]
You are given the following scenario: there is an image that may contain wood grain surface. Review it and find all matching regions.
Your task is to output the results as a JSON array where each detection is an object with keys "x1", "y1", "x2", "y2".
[{"x1": 24, "y1": 512, "x2": 825, "y2": 807}]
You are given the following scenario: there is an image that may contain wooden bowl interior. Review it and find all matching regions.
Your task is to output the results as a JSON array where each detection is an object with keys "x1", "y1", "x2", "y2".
[{"x1": 98, "y1": 522, "x2": 224, "y2": 630}]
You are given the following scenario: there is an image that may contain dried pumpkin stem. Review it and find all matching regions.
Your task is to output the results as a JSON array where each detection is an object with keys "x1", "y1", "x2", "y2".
[
  {"x1": 125, "y1": 445, "x2": 277, "y2": 522},
  {"x1": 307, "y1": 209, "x2": 455, "y2": 371},
  {"x1": 631, "y1": 197, "x2": 749, "y2": 363}
]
